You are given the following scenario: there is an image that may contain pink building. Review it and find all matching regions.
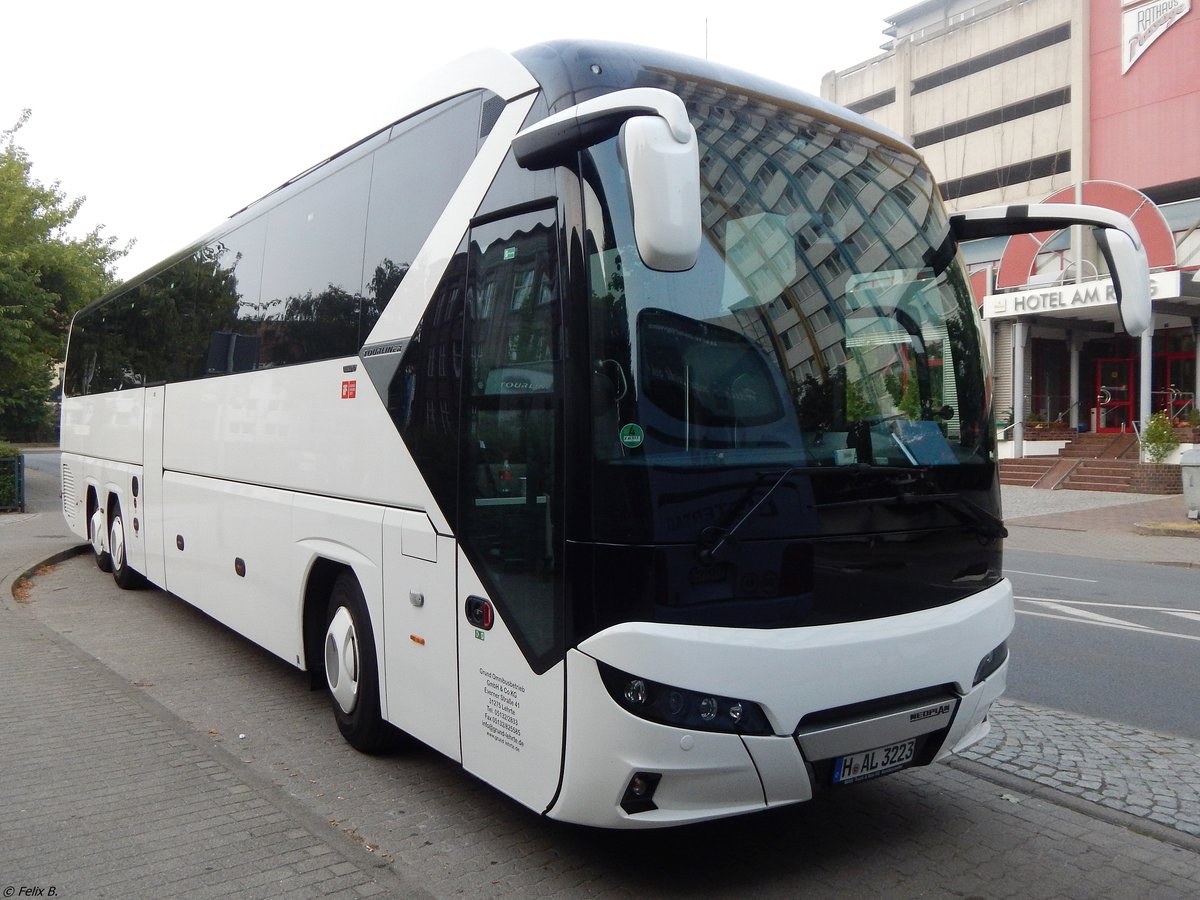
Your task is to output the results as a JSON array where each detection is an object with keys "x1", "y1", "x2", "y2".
[{"x1": 825, "y1": 0, "x2": 1200, "y2": 452}]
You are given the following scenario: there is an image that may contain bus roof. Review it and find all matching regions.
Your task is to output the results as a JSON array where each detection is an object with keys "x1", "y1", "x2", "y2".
[{"x1": 98, "y1": 40, "x2": 914, "y2": 305}]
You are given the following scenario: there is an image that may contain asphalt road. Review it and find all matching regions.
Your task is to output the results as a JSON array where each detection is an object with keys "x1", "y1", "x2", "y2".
[
  {"x1": 1005, "y1": 547, "x2": 1200, "y2": 741},
  {"x1": 22, "y1": 448, "x2": 57, "y2": 476}
]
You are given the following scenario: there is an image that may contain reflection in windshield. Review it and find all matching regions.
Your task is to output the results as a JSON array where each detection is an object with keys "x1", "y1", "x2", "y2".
[
  {"x1": 586, "y1": 86, "x2": 991, "y2": 476},
  {"x1": 573, "y1": 79, "x2": 1006, "y2": 640}
]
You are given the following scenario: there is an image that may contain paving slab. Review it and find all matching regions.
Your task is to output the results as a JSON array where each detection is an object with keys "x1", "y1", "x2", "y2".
[{"x1": 1002, "y1": 485, "x2": 1200, "y2": 566}]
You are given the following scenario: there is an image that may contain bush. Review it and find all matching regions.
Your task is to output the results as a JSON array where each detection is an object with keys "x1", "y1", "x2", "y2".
[
  {"x1": 0, "y1": 441, "x2": 21, "y2": 511},
  {"x1": 1140, "y1": 411, "x2": 1181, "y2": 464}
]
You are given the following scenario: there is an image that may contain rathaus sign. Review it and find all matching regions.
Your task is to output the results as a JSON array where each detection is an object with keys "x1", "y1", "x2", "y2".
[{"x1": 1122, "y1": 0, "x2": 1191, "y2": 73}]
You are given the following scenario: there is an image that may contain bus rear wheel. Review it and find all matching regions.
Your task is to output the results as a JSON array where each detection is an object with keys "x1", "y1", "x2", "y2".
[
  {"x1": 324, "y1": 573, "x2": 388, "y2": 753},
  {"x1": 91, "y1": 506, "x2": 113, "y2": 572},
  {"x1": 109, "y1": 506, "x2": 142, "y2": 590}
]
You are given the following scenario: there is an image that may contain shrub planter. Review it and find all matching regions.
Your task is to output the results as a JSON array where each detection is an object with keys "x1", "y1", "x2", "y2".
[
  {"x1": 0, "y1": 444, "x2": 25, "y2": 513},
  {"x1": 1130, "y1": 463, "x2": 1183, "y2": 495},
  {"x1": 1174, "y1": 427, "x2": 1200, "y2": 444}
]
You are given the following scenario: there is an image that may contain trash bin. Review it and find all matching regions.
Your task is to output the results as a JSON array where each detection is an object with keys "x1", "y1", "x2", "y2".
[{"x1": 1182, "y1": 449, "x2": 1200, "y2": 520}]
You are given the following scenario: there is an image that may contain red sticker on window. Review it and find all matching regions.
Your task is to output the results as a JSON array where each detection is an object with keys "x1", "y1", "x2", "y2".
[{"x1": 341, "y1": 380, "x2": 357, "y2": 399}]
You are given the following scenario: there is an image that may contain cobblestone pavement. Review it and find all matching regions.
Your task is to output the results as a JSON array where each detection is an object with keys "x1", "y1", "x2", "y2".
[
  {"x1": 0, "y1": 570, "x2": 425, "y2": 899},
  {"x1": 961, "y1": 699, "x2": 1200, "y2": 837},
  {"x1": 1, "y1": 458, "x2": 422, "y2": 899}
]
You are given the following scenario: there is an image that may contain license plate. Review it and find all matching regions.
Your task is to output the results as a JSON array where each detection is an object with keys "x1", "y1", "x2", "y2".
[{"x1": 832, "y1": 738, "x2": 916, "y2": 785}]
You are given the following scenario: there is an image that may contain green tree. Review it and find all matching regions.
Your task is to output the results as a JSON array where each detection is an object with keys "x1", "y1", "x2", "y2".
[{"x1": 0, "y1": 110, "x2": 126, "y2": 439}]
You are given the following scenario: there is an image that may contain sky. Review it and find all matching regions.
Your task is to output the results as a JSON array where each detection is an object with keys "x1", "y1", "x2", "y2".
[{"x1": 3, "y1": 0, "x2": 904, "y2": 281}]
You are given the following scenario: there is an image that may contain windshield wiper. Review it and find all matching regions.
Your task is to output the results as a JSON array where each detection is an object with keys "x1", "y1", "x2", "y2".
[
  {"x1": 895, "y1": 490, "x2": 1008, "y2": 540},
  {"x1": 696, "y1": 465, "x2": 1006, "y2": 561},
  {"x1": 698, "y1": 467, "x2": 804, "y2": 564},
  {"x1": 819, "y1": 474, "x2": 1007, "y2": 541}
]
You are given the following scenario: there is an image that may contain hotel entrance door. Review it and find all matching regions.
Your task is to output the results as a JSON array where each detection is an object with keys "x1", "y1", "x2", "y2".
[
  {"x1": 1158, "y1": 353, "x2": 1197, "y2": 423},
  {"x1": 1095, "y1": 358, "x2": 1134, "y2": 432}
]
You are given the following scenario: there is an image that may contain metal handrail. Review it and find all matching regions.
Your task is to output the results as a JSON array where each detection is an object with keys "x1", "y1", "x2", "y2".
[{"x1": 1053, "y1": 399, "x2": 1082, "y2": 424}]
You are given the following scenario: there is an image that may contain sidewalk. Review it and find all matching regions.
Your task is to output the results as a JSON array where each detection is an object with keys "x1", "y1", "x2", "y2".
[
  {"x1": 1, "y1": 452, "x2": 424, "y2": 899},
  {"x1": 1002, "y1": 484, "x2": 1200, "y2": 567}
]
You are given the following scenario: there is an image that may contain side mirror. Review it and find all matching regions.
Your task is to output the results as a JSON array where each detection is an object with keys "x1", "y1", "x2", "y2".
[
  {"x1": 617, "y1": 115, "x2": 701, "y2": 271},
  {"x1": 950, "y1": 203, "x2": 1152, "y2": 337},
  {"x1": 513, "y1": 87, "x2": 702, "y2": 272}
]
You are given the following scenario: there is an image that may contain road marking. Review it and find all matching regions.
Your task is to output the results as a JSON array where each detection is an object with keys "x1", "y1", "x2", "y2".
[
  {"x1": 1018, "y1": 599, "x2": 1148, "y2": 629},
  {"x1": 1006, "y1": 569, "x2": 1098, "y2": 583},
  {"x1": 1016, "y1": 609, "x2": 1200, "y2": 644},
  {"x1": 1015, "y1": 595, "x2": 1200, "y2": 615},
  {"x1": 1163, "y1": 610, "x2": 1200, "y2": 624}
]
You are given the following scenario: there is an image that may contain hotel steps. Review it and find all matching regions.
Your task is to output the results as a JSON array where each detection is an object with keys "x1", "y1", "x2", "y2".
[
  {"x1": 1060, "y1": 459, "x2": 1138, "y2": 493},
  {"x1": 1002, "y1": 432, "x2": 1142, "y2": 492},
  {"x1": 998, "y1": 457, "x2": 1057, "y2": 487}
]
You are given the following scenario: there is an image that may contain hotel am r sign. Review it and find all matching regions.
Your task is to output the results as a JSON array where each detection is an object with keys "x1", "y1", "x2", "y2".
[{"x1": 983, "y1": 272, "x2": 1179, "y2": 321}]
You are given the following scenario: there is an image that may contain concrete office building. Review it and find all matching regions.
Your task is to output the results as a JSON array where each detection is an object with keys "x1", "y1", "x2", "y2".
[{"x1": 823, "y1": 0, "x2": 1200, "y2": 460}]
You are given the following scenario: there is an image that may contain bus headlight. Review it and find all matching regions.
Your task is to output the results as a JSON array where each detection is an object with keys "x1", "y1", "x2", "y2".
[{"x1": 597, "y1": 662, "x2": 772, "y2": 735}]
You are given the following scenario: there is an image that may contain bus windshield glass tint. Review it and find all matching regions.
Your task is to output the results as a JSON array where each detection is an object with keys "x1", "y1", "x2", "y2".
[{"x1": 585, "y1": 93, "x2": 990, "y2": 477}]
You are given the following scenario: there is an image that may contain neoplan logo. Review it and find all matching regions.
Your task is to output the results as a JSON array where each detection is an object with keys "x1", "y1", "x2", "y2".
[{"x1": 910, "y1": 703, "x2": 952, "y2": 723}]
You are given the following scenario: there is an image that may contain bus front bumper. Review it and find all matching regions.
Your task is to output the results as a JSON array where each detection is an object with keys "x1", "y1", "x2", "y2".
[
  {"x1": 549, "y1": 650, "x2": 1007, "y2": 828},
  {"x1": 548, "y1": 581, "x2": 1012, "y2": 828}
]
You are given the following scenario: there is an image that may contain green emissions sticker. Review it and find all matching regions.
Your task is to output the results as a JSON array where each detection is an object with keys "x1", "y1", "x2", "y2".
[{"x1": 619, "y1": 423, "x2": 645, "y2": 449}]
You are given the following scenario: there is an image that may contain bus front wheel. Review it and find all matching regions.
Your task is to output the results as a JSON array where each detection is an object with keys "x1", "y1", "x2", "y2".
[{"x1": 324, "y1": 573, "x2": 388, "y2": 753}]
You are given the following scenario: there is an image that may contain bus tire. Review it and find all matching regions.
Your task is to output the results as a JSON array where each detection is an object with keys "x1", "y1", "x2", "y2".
[
  {"x1": 324, "y1": 573, "x2": 389, "y2": 753},
  {"x1": 110, "y1": 505, "x2": 142, "y2": 590},
  {"x1": 91, "y1": 506, "x2": 113, "y2": 572}
]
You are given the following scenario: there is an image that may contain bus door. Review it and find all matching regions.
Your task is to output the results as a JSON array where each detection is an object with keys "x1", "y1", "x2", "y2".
[{"x1": 456, "y1": 207, "x2": 566, "y2": 811}]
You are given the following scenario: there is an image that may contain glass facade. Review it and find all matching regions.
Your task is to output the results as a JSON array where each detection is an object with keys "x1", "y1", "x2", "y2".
[{"x1": 1030, "y1": 331, "x2": 1199, "y2": 433}]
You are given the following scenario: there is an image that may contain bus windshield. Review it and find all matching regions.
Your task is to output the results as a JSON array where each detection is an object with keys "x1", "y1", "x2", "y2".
[{"x1": 584, "y1": 89, "x2": 993, "y2": 550}]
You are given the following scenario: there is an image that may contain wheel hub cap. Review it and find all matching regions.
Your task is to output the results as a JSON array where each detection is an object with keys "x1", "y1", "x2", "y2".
[
  {"x1": 324, "y1": 606, "x2": 359, "y2": 714},
  {"x1": 91, "y1": 509, "x2": 106, "y2": 555}
]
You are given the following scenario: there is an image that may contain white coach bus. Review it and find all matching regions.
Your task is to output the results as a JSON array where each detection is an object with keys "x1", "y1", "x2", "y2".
[{"x1": 60, "y1": 41, "x2": 1150, "y2": 828}]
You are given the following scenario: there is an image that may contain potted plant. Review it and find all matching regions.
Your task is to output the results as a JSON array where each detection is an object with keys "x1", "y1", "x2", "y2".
[{"x1": 1141, "y1": 411, "x2": 1181, "y2": 464}]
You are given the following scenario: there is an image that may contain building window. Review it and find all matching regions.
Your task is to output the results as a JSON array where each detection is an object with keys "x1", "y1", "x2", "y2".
[
  {"x1": 911, "y1": 24, "x2": 1071, "y2": 95},
  {"x1": 940, "y1": 152, "x2": 1072, "y2": 202}
]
